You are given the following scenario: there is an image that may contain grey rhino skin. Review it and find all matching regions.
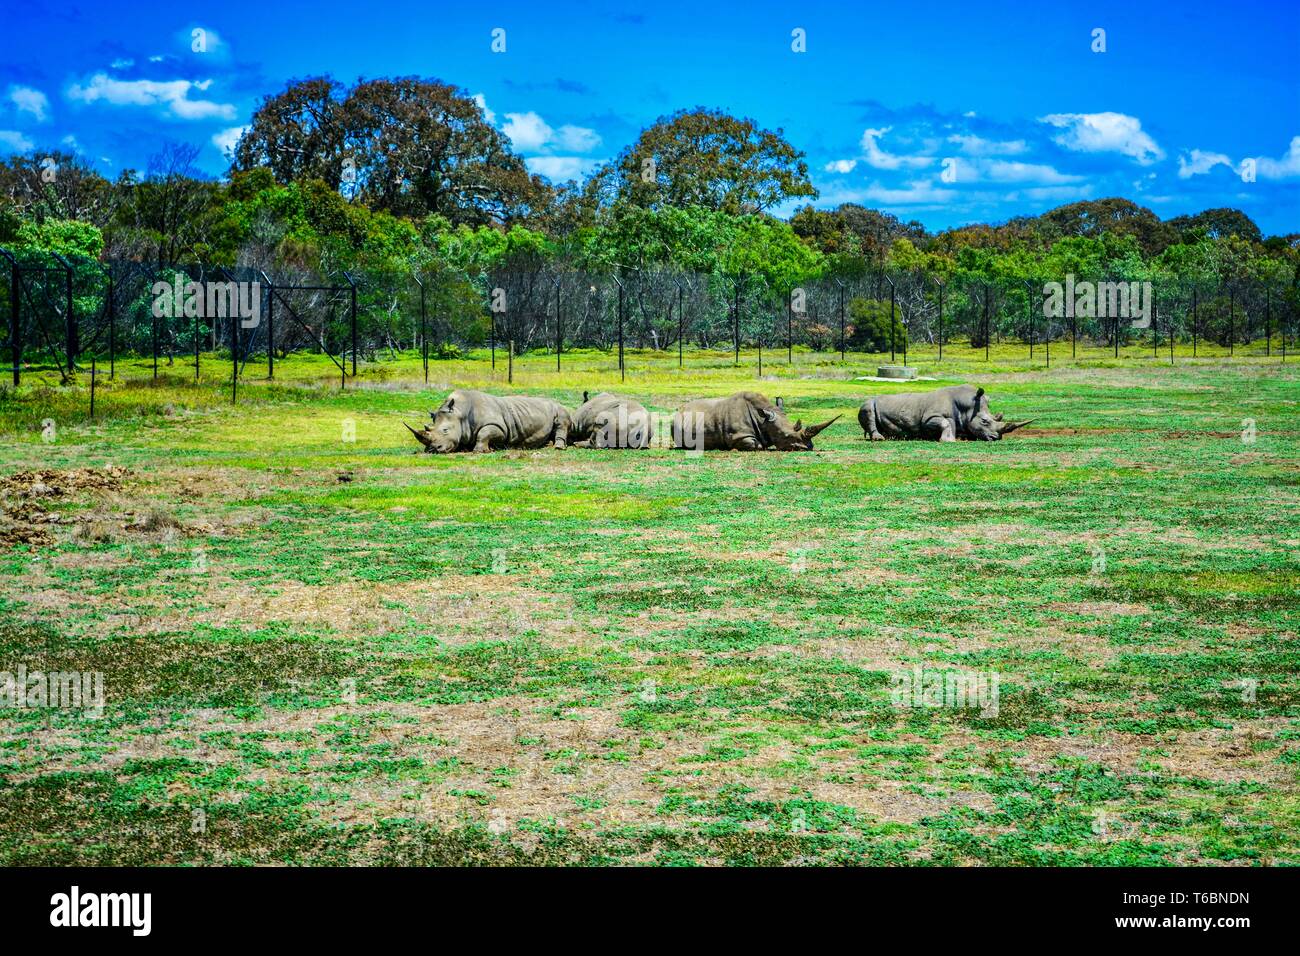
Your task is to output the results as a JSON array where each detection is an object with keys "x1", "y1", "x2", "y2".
[
  {"x1": 858, "y1": 385, "x2": 1033, "y2": 442},
  {"x1": 405, "y1": 389, "x2": 572, "y2": 453},
  {"x1": 570, "y1": 391, "x2": 652, "y2": 448},
  {"x1": 670, "y1": 392, "x2": 840, "y2": 451}
]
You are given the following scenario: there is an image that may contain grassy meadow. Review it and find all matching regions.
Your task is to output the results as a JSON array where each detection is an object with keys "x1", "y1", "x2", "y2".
[{"x1": 1, "y1": 341, "x2": 1297, "y2": 865}]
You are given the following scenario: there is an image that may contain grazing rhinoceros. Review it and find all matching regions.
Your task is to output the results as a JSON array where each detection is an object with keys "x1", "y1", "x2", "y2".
[
  {"x1": 404, "y1": 389, "x2": 572, "y2": 453},
  {"x1": 570, "y1": 391, "x2": 653, "y2": 448},
  {"x1": 858, "y1": 385, "x2": 1033, "y2": 442},
  {"x1": 670, "y1": 392, "x2": 840, "y2": 451}
]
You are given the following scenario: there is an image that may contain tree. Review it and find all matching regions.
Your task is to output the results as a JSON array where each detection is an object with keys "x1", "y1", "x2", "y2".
[
  {"x1": 0, "y1": 151, "x2": 115, "y2": 228},
  {"x1": 590, "y1": 108, "x2": 817, "y2": 214},
  {"x1": 232, "y1": 77, "x2": 347, "y2": 188},
  {"x1": 847, "y1": 298, "x2": 905, "y2": 352},
  {"x1": 1166, "y1": 208, "x2": 1263, "y2": 245},
  {"x1": 111, "y1": 143, "x2": 219, "y2": 265},
  {"x1": 1036, "y1": 198, "x2": 1175, "y2": 257},
  {"x1": 340, "y1": 77, "x2": 548, "y2": 225},
  {"x1": 233, "y1": 76, "x2": 549, "y2": 227}
]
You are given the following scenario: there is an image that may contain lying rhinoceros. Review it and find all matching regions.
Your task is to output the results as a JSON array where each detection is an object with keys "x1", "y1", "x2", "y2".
[
  {"x1": 405, "y1": 389, "x2": 572, "y2": 453},
  {"x1": 670, "y1": 392, "x2": 840, "y2": 451},
  {"x1": 570, "y1": 391, "x2": 653, "y2": 448},
  {"x1": 858, "y1": 385, "x2": 1033, "y2": 442}
]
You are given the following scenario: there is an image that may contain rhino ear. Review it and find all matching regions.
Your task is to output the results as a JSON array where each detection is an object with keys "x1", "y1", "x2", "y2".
[
  {"x1": 974, "y1": 388, "x2": 985, "y2": 404},
  {"x1": 583, "y1": 390, "x2": 589, "y2": 403},
  {"x1": 776, "y1": 397, "x2": 784, "y2": 410},
  {"x1": 447, "y1": 397, "x2": 454, "y2": 410},
  {"x1": 994, "y1": 413, "x2": 1004, "y2": 422},
  {"x1": 762, "y1": 408, "x2": 778, "y2": 422},
  {"x1": 793, "y1": 419, "x2": 802, "y2": 431}
]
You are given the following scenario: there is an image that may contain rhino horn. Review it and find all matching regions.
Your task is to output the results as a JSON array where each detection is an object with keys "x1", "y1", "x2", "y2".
[
  {"x1": 802, "y1": 414, "x2": 841, "y2": 439},
  {"x1": 997, "y1": 418, "x2": 1036, "y2": 435},
  {"x1": 404, "y1": 422, "x2": 433, "y2": 447},
  {"x1": 994, "y1": 413, "x2": 1004, "y2": 422},
  {"x1": 793, "y1": 419, "x2": 802, "y2": 431}
]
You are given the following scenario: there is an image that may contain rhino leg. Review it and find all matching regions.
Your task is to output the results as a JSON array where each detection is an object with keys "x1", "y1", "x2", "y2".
[
  {"x1": 552, "y1": 414, "x2": 569, "y2": 450},
  {"x1": 917, "y1": 415, "x2": 956, "y2": 441},
  {"x1": 859, "y1": 401, "x2": 885, "y2": 441},
  {"x1": 473, "y1": 424, "x2": 507, "y2": 453},
  {"x1": 731, "y1": 434, "x2": 763, "y2": 451}
]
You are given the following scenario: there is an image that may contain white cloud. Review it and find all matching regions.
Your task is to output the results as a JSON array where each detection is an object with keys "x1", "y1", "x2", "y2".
[
  {"x1": 502, "y1": 111, "x2": 554, "y2": 152},
  {"x1": 554, "y1": 124, "x2": 601, "y2": 152},
  {"x1": 979, "y1": 159, "x2": 1080, "y2": 184},
  {"x1": 1177, "y1": 149, "x2": 1233, "y2": 179},
  {"x1": 503, "y1": 110, "x2": 600, "y2": 157},
  {"x1": 472, "y1": 93, "x2": 495, "y2": 125},
  {"x1": 212, "y1": 125, "x2": 248, "y2": 158},
  {"x1": 823, "y1": 158, "x2": 858, "y2": 174},
  {"x1": 9, "y1": 86, "x2": 50, "y2": 122},
  {"x1": 61, "y1": 134, "x2": 80, "y2": 152},
  {"x1": 861, "y1": 179, "x2": 956, "y2": 204},
  {"x1": 0, "y1": 130, "x2": 34, "y2": 152},
  {"x1": 525, "y1": 156, "x2": 603, "y2": 181},
  {"x1": 110, "y1": 58, "x2": 134, "y2": 70},
  {"x1": 66, "y1": 73, "x2": 235, "y2": 120},
  {"x1": 1255, "y1": 136, "x2": 1300, "y2": 180},
  {"x1": 1039, "y1": 111, "x2": 1164, "y2": 165},
  {"x1": 859, "y1": 126, "x2": 933, "y2": 170},
  {"x1": 1021, "y1": 184, "x2": 1094, "y2": 202},
  {"x1": 947, "y1": 133, "x2": 1026, "y2": 156}
]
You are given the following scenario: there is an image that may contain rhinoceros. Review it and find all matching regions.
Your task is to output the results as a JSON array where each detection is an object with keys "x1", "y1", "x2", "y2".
[
  {"x1": 404, "y1": 389, "x2": 572, "y2": 453},
  {"x1": 670, "y1": 392, "x2": 840, "y2": 451},
  {"x1": 570, "y1": 391, "x2": 653, "y2": 448},
  {"x1": 858, "y1": 385, "x2": 1033, "y2": 442}
]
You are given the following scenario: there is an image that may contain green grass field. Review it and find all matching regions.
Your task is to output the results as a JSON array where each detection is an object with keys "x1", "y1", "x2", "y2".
[{"x1": 1, "y1": 343, "x2": 1297, "y2": 866}]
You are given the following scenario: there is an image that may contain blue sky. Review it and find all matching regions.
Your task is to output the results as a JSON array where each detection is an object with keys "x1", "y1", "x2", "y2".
[{"x1": 1, "y1": 0, "x2": 1297, "y2": 233}]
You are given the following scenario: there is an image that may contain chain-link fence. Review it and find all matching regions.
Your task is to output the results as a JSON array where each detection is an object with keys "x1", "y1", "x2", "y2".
[{"x1": 3, "y1": 250, "x2": 1297, "y2": 388}]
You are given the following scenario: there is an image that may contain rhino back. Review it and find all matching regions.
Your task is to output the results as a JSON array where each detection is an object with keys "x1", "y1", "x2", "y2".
[
  {"x1": 869, "y1": 385, "x2": 978, "y2": 435},
  {"x1": 444, "y1": 389, "x2": 504, "y2": 450},
  {"x1": 673, "y1": 394, "x2": 764, "y2": 449},
  {"x1": 496, "y1": 395, "x2": 568, "y2": 446},
  {"x1": 580, "y1": 394, "x2": 651, "y2": 447},
  {"x1": 573, "y1": 392, "x2": 633, "y2": 437}
]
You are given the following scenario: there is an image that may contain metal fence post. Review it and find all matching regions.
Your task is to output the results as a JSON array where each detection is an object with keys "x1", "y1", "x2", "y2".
[
  {"x1": 3, "y1": 251, "x2": 19, "y2": 386},
  {"x1": 936, "y1": 277, "x2": 944, "y2": 363},
  {"x1": 231, "y1": 308, "x2": 239, "y2": 404},
  {"x1": 1192, "y1": 286, "x2": 1199, "y2": 357},
  {"x1": 554, "y1": 275, "x2": 562, "y2": 373},
  {"x1": 108, "y1": 274, "x2": 115, "y2": 380},
  {"x1": 787, "y1": 289, "x2": 793, "y2": 365},
  {"x1": 349, "y1": 275, "x2": 358, "y2": 375},
  {"x1": 678, "y1": 281, "x2": 685, "y2": 369},
  {"x1": 267, "y1": 275, "x2": 275, "y2": 379}
]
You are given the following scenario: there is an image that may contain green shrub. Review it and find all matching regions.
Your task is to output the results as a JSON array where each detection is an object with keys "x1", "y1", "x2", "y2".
[{"x1": 847, "y1": 298, "x2": 906, "y2": 353}]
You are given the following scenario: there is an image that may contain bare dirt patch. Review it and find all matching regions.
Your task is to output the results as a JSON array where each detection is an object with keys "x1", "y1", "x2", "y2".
[{"x1": 1, "y1": 466, "x2": 131, "y2": 548}]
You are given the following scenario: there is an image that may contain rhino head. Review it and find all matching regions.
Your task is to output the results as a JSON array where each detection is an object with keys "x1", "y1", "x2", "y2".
[
  {"x1": 966, "y1": 389, "x2": 1034, "y2": 441},
  {"x1": 760, "y1": 405, "x2": 841, "y2": 451},
  {"x1": 404, "y1": 396, "x2": 465, "y2": 453}
]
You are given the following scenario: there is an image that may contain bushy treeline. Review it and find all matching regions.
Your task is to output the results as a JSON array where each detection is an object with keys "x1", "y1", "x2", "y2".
[{"x1": 0, "y1": 75, "x2": 1296, "y2": 358}]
